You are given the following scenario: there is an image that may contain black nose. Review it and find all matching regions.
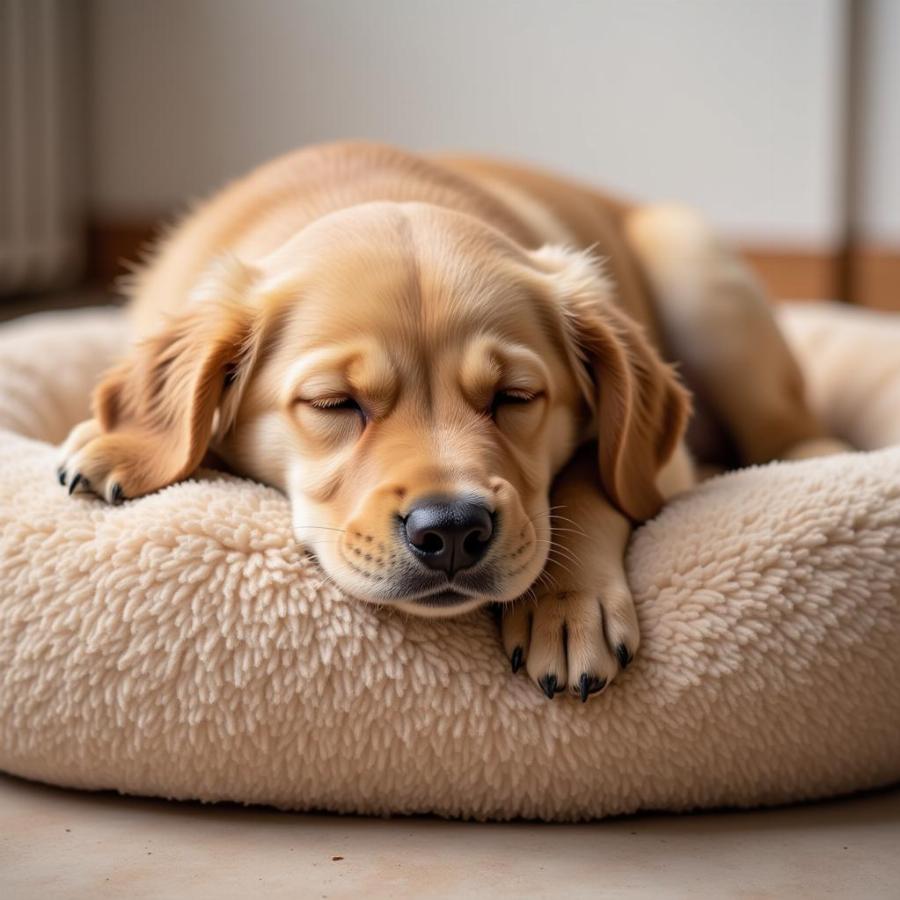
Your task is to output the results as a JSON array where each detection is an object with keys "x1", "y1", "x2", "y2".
[{"x1": 404, "y1": 498, "x2": 494, "y2": 577}]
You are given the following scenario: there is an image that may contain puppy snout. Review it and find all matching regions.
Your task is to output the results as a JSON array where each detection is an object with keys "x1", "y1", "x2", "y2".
[{"x1": 404, "y1": 496, "x2": 494, "y2": 577}]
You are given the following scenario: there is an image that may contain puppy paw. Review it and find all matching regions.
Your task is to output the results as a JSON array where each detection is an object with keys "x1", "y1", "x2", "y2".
[
  {"x1": 501, "y1": 585, "x2": 639, "y2": 701},
  {"x1": 56, "y1": 419, "x2": 154, "y2": 504}
]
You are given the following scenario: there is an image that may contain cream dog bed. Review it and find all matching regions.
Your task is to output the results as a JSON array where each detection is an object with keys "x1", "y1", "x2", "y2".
[{"x1": 0, "y1": 302, "x2": 898, "y2": 821}]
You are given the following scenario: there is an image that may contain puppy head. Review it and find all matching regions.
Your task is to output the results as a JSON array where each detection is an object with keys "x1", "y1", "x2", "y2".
[{"x1": 99, "y1": 202, "x2": 687, "y2": 616}]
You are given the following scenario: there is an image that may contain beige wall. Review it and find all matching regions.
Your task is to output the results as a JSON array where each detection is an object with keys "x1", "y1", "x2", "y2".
[{"x1": 86, "y1": 0, "x2": 848, "y2": 245}]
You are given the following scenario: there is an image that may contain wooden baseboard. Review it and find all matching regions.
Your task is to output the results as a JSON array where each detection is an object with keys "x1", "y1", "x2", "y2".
[
  {"x1": 845, "y1": 247, "x2": 900, "y2": 311},
  {"x1": 85, "y1": 221, "x2": 900, "y2": 310},
  {"x1": 740, "y1": 247, "x2": 842, "y2": 303}
]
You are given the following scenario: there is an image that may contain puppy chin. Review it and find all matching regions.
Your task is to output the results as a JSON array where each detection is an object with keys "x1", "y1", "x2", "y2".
[
  {"x1": 390, "y1": 593, "x2": 493, "y2": 619},
  {"x1": 331, "y1": 575, "x2": 494, "y2": 619},
  {"x1": 306, "y1": 559, "x2": 501, "y2": 619}
]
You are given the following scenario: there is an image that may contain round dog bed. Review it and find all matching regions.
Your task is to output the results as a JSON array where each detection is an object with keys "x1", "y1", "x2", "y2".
[{"x1": 0, "y1": 302, "x2": 898, "y2": 821}]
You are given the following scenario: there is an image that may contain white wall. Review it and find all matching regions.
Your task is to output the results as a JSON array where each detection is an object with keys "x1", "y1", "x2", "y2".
[
  {"x1": 859, "y1": 0, "x2": 900, "y2": 244},
  {"x1": 86, "y1": 0, "x2": 846, "y2": 245}
]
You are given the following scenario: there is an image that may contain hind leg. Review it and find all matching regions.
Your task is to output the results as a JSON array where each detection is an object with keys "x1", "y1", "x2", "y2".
[{"x1": 624, "y1": 205, "x2": 850, "y2": 465}]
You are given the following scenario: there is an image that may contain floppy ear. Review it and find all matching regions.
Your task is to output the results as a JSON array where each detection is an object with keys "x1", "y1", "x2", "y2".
[
  {"x1": 532, "y1": 245, "x2": 691, "y2": 523},
  {"x1": 92, "y1": 257, "x2": 261, "y2": 492}
]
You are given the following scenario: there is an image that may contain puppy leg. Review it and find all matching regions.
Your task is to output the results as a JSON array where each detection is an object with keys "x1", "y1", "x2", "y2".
[
  {"x1": 502, "y1": 445, "x2": 639, "y2": 701},
  {"x1": 624, "y1": 204, "x2": 850, "y2": 464},
  {"x1": 56, "y1": 417, "x2": 171, "y2": 503}
]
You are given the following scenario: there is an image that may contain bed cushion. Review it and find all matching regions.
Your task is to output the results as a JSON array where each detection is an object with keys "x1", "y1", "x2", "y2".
[{"x1": 0, "y1": 302, "x2": 897, "y2": 821}]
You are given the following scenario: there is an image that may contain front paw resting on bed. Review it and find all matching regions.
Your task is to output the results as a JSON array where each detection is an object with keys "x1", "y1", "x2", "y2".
[
  {"x1": 501, "y1": 576, "x2": 639, "y2": 702},
  {"x1": 500, "y1": 444, "x2": 643, "y2": 702},
  {"x1": 56, "y1": 417, "x2": 168, "y2": 504}
]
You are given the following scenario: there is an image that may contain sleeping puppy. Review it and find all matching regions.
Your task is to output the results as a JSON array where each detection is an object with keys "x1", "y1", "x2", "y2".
[{"x1": 57, "y1": 142, "x2": 841, "y2": 701}]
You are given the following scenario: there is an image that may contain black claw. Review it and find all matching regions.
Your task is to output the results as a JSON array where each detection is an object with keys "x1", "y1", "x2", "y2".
[
  {"x1": 578, "y1": 673, "x2": 607, "y2": 702},
  {"x1": 510, "y1": 646, "x2": 524, "y2": 674},
  {"x1": 68, "y1": 473, "x2": 82, "y2": 496},
  {"x1": 110, "y1": 483, "x2": 124, "y2": 504},
  {"x1": 538, "y1": 673, "x2": 558, "y2": 700},
  {"x1": 616, "y1": 643, "x2": 632, "y2": 670},
  {"x1": 57, "y1": 466, "x2": 67, "y2": 486},
  {"x1": 579, "y1": 673, "x2": 591, "y2": 703}
]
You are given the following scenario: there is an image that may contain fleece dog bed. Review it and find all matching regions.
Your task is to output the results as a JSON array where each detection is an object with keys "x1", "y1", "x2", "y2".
[{"x1": 0, "y1": 302, "x2": 898, "y2": 821}]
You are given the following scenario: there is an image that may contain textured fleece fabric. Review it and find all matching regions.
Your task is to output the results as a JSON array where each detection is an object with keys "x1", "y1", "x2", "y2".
[{"x1": 0, "y1": 303, "x2": 898, "y2": 821}]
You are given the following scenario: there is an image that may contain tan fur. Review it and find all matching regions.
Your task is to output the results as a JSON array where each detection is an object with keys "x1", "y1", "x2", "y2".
[{"x1": 57, "y1": 141, "x2": 840, "y2": 700}]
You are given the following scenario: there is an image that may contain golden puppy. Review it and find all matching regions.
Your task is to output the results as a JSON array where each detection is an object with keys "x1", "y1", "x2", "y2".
[{"x1": 58, "y1": 142, "x2": 842, "y2": 701}]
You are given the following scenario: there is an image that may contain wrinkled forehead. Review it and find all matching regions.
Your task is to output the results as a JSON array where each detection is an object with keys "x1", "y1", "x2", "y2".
[{"x1": 260, "y1": 202, "x2": 558, "y2": 355}]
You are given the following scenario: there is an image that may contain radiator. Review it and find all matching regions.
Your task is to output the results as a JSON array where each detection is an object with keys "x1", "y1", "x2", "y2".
[{"x1": 0, "y1": 0, "x2": 83, "y2": 295}]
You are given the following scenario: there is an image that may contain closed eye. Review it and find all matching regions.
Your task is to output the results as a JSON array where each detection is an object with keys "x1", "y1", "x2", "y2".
[
  {"x1": 309, "y1": 396, "x2": 361, "y2": 411},
  {"x1": 489, "y1": 388, "x2": 540, "y2": 417},
  {"x1": 304, "y1": 396, "x2": 368, "y2": 423}
]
